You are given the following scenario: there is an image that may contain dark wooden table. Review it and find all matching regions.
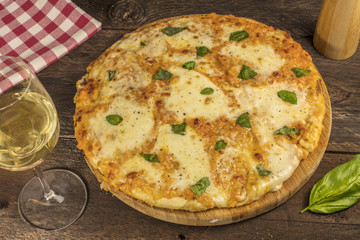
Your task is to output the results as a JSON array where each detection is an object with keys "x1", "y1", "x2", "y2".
[{"x1": 1, "y1": 0, "x2": 360, "y2": 239}]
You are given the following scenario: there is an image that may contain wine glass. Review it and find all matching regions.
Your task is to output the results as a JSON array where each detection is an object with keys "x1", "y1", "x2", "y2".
[{"x1": 0, "y1": 56, "x2": 87, "y2": 230}]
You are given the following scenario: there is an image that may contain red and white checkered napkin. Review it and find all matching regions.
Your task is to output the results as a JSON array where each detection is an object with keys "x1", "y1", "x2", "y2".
[{"x1": 0, "y1": 0, "x2": 101, "y2": 94}]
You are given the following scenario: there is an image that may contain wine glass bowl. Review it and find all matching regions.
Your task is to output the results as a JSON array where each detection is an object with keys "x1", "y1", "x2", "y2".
[
  {"x1": 0, "y1": 57, "x2": 58, "y2": 171},
  {"x1": 0, "y1": 56, "x2": 87, "y2": 230}
]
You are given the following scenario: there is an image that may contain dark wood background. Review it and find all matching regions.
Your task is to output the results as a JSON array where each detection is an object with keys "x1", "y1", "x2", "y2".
[{"x1": 1, "y1": 0, "x2": 360, "y2": 239}]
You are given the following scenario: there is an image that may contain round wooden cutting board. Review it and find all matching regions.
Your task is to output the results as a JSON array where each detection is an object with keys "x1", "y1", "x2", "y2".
[{"x1": 86, "y1": 78, "x2": 331, "y2": 226}]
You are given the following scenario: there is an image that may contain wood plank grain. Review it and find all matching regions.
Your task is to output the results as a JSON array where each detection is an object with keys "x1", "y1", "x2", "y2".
[
  {"x1": 72, "y1": 0, "x2": 323, "y2": 37},
  {"x1": 1, "y1": 137, "x2": 359, "y2": 238},
  {"x1": 2, "y1": 0, "x2": 360, "y2": 239}
]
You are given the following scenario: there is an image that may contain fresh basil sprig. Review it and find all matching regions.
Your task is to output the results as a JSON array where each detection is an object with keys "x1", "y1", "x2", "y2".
[
  {"x1": 171, "y1": 122, "x2": 186, "y2": 135},
  {"x1": 200, "y1": 87, "x2": 214, "y2": 95},
  {"x1": 214, "y1": 140, "x2": 227, "y2": 150},
  {"x1": 229, "y1": 30, "x2": 249, "y2": 41},
  {"x1": 278, "y1": 90, "x2": 297, "y2": 104},
  {"x1": 106, "y1": 115, "x2": 123, "y2": 125},
  {"x1": 292, "y1": 67, "x2": 311, "y2": 78},
  {"x1": 153, "y1": 68, "x2": 173, "y2": 80},
  {"x1": 108, "y1": 70, "x2": 116, "y2": 81},
  {"x1": 182, "y1": 61, "x2": 195, "y2": 70},
  {"x1": 238, "y1": 65, "x2": 257, "y2": 80},
  {"x1": 236, "y1": 112, "x2": 251, "y2": 128},
  {"x1": 161, "y1": 27, "x2": 187, "y2": 36},
  {"x1": 274, "y1": 126, "x2": 299, "y2": 136},
  {"x1": 196, "y1": 46, "x2": 211, "y2": 57},
  {"x1": 301, "y1": 154, "x2": 360, "y2": 214},
  {"x1": 256, "y1": 165, "x2": 272, "y2": 176},
  {"x1": 191, "y1": 177, "x2": 210, "y2": 196},
  {"x1": 140, "y1": 153, "x2": 160, "y2": 163}
]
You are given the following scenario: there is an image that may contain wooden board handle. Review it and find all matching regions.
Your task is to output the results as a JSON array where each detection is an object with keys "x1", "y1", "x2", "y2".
[{"x1": 314, "y1": 0, "x2": 360, "y2": 60}]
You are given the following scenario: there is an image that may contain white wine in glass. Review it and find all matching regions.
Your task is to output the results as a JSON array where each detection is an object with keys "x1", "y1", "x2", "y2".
[{"x1": 0, "y1": 56, "x2": 87, "y2": 230}]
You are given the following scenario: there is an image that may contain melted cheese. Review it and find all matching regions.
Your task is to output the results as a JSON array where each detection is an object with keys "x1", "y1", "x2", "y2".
[
  {"x1": 164, "y1": 67, "x2": 233, "y2": 120},
  {"x1": 88, "y1": 96, "x2": 154, "y2": 164},
  {"x1": 116, "y1": 36, "x2": 141, "y2": 51},
  {"x1": 232, "y1": 82, "x2": 311, "y2": 144},
  {"x1": 153, "y1": 124, "x2": 211, "y2": 191},
  {"x1": 166, "y1": 31, "x2": 214, "y2": 50},
  {"x1": 99, "y1": 52, "x2": 152, "y2": 98},
  {"x1": 118, "y1": 154, "x2": 163, "y2": 183},
  {"x1": 163, "y1": 53, "x2": 220, "y2": 77},
  {"x1": 137, "y1": 19, "x2": 215, "y2": 58},
  {"x1": 164, "y1": 19, "x2": 215, "y2": 49},
  {"x1": 267, "y1": 141, "x2": 300, "y2": 191},
  {"x1": 221, "y1": 43, "x2": 284, "y2": 76},
  {"x1": 138, "y1": 35, "x2": 168, "y2": 58},
  {"x1": 232, "y1": 82, "x2": 311, "y2": 191}
]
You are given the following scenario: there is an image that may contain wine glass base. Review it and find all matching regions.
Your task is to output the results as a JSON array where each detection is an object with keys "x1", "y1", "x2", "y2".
[{"x1": 18, "y1": 169, "x2": 88, "y2": 231}]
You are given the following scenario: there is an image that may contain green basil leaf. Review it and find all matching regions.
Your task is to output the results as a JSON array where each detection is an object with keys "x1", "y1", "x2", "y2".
[
  {"x1": 196, "y1": 46, "x2": 211, "y2": 57},
  {"x1": 161, "y1": 27, "x2": 187, "y2": 36},
  {"x1": 238, "y1": 65, "x2": 257, "y2": 80},
  {"x1": 182, "y1": 61, "x2": 196, "y2": 70},
  {"x1": 301, "y1": 154, "x2": 360, "y2": 214},
  {"x1": 277, "y1": 90, "x2": 297, "y2": 104},
  {"x1": 108, "y1": 70, "x2": 116, "y2": 81},
  {"x1": 140, "y1": 153, "x2": 160, "y2": 163},
  {"x1": 256, "y1": 165, "x2": 272, "y2": 176},
  {"x1": 106, "y1": 115, "x2": 123, "y2": 125},
  {"x1": 153, "y1": 68, "x2": 173, "y2": 80},
  {"x1": 214, "y1": 140, "x2": 227, "y2": 151},
  {"x1": 229, "y1": 30, "x2": 249, "y2": 41},
  {"x1": 191, "y1": 177, "x2": 210, "y2": 196},
  {"x1": 200, "y1": 87, "x2": 214, "y2": 95},
  {"x1": 292, "y1": 67, "x2": 311, "y2": 78},
  {"x1": 171, "y1": 122, "x2": 186, "y2": 135},
  {"x1": 274, "y1": 126, "x2": 299, "y2": 136},
  {"x1": 140, "y1": 41, "x2": 146, "y2": 46},
  {"x1": 236, "y1": 112, "x2": 251, "y2": 128}
]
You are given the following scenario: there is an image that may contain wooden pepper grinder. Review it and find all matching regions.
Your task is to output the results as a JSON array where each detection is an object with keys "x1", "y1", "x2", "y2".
[{"x1": 313, "y1": 0, "x2": 360, "y2": 60}]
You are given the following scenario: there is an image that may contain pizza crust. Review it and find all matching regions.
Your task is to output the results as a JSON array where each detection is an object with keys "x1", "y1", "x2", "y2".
[{"x1": 74, "y1": 13, "x2": 326, "y2": 211}]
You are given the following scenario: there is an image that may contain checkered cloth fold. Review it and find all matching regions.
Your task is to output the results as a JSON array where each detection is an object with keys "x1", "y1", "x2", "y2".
[{"x1": 0, "y1": 0, "x2": 101, "y2": 94}]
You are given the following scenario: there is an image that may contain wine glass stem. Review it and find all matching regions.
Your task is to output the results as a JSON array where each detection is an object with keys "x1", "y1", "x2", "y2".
[{"x1": 33, "y1": 166, "x2": 64, "y2": 203}]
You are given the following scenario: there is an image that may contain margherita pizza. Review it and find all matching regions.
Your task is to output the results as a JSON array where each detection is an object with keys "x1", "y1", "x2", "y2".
[{"x1": 74, "y1": 13, "x2": 325, "y2": 211}]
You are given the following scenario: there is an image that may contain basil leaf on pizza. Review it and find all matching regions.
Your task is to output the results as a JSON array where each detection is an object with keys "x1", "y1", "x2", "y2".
[
  {"x1": 140, "y1": 41, "x2": 146, "y2": 46},
  {"x1": 106, "y1": 115, "x2": 123, "y2": 125},
  {"x1": 238, "y1": 65, "x2": 257, "y2": 80},
  {"x1": 183, "y1": 61, "x2": 196, "y2": 70},
  {"x1": 278, "y1": 90, "x2": 297, "y2": 104},
  {"x1": 292, "y1": 67, "x2": 311, "y2": 78},
  {"x1": 236, "y1": 112, "x2": 251, "y2": 128},
  {"x1": 302, "y1": 155, "x2": 360, "y2": 214},
  {"x1": 191, "y1": 177, "x2": 210, "y2": 196},
  {"x1": 274, "y1": 126, "x2": 299, "y2": 136},
  {"x1": 140, "y1": 153, "x2": 160, "y2": 163},
  {"x1": 214, "y1": 140, "x2": 227, "y2": 150},
  {"x1": 161, "y1": 27, "x2": 187, "y2": 36},
  {"x1": 171, "y1": 122, "x2": 186, "y2": 135},
  {"x1": 200, "y1": 87, "x2": 214, "y2": 95},
  {"x1": 153, "y1": 68, "x2": 173, "y2": 80},
  {"x1": 229, "y1": 30, "x2": 249, "y2": 41},
  {"x1": 256, "y1": 165, "x2": 272, "y2": 176},
  {"x1": 196, "y1": 46, "x2": 211, "y2": 57},
  {"x1": 108, "y1": 70, "x2": 116, "y2": 81}
]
